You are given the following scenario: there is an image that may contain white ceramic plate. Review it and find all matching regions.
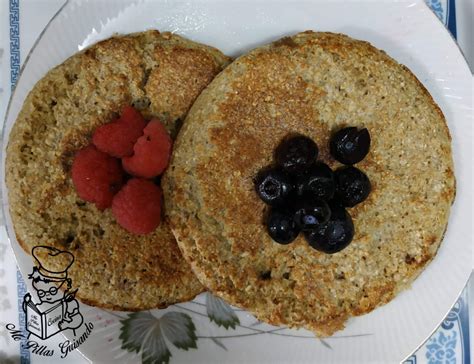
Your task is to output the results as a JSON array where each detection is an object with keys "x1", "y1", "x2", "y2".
[{"x1": 2, "y1": 0, "x2": 472, "y2": 363}]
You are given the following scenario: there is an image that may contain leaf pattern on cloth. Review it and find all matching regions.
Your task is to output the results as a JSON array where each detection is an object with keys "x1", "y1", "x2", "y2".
[
  {"x1": 160, "y1": 312, "x2": 197, "y2": 350},
  {"x1": 119, "y1": 311, "x2": 197, "y2": 364},
  {"x1": 206, "y1": 292, "x2": 240, "y2": 329}
]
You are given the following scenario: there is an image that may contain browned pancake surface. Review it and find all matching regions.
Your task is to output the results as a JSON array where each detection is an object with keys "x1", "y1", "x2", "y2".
[
  {"x1": 6, "y1": 30, "x2": 230, "y2": 310},
  {"x1": 163, "y1": 31, "x2": 455, "y2": 335}
]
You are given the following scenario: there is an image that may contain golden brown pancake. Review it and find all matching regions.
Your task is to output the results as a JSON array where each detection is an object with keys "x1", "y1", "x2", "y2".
[
  {"x1": 6, "y1": 30, "x2": 230, "y2": 310},
  {"x1": 163, "y1": 31, "x2": 455, "y2": 336}
]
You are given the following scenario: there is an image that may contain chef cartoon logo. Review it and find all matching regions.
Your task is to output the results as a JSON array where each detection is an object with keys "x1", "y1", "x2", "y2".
[
  {"x1": 5, "y1": 246, "x2": 94, "y2": 358},
  {"x1": 22, "y1": 246, "x2": 83, "y2": 340}
]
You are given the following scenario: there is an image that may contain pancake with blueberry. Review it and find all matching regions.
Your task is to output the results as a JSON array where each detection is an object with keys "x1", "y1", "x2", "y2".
[
  {"x1": 6, "y1": 30, "x2": 230, "y2": 310},
  {"x1": 162, "y1": 31, "x2": 455, "y2": 336}
]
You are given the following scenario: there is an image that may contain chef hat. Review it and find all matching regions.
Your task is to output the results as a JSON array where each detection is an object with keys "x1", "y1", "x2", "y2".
[{"x1": 32, "y1": 246, "x2": 74, "y2": 281}]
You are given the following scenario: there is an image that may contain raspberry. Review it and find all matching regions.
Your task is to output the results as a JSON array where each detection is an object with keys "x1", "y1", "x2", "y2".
[
  {"x1": 93, "y1": 106, "x2": 146, "y2": 157},
  {"x1": 112, "y1": 178, "x2": 162, "y2": 235},
  {"x1": 122, "y1": 120, "x2": 172, "y2": 178},
  {"x1": 71, "y1": 145, "x2": 124, "y2": 210}
]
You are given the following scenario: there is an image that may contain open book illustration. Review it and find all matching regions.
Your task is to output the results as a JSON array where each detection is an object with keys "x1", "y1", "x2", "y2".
[
  {"x1": 26, "y1": 298, "x2": 64, "y2": 340},
  {"x1": 22, "y1": 246, "x2": 84, "y2": 340}
]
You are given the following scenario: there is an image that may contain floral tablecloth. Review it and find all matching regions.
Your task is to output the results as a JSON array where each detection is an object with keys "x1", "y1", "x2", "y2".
[{"x1": 0, "y1": 0, "x2": 472, "y2": 363}]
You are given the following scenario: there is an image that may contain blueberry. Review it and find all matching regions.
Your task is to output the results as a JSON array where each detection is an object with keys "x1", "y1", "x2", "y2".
[
  {"x1": 330, "y1": 127, "x2": 370, "y2": 165},
  {"x1": 296, "y1": 162, "x2": 335, "y2": 200},
  {"x1": 293, "y1": 195, "x2": 331, "y2": 231},
  {"x1": 334, "y1": 166, "x2": 371, "y2": 207},
  {"x1": 254, "y1": 167, "x2": 294, "y2": 206},
  {"x1": 267, "y1": 208, "x2": 300, "y2": 244},
  {"x1": 304, "y1": 202, "x2": 354, "y2": 253},
  {"x1": 275, "y1": 135, "x2": 318, "y2": 173}
]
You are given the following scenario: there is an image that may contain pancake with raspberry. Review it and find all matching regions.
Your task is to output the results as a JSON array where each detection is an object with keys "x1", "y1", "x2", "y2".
[
  {"x1": 162, "y1": 32, "x2": 455, "y2": 335},
  {"x1": 6, "y1": 30, "x2": 230, "y2": 310}
]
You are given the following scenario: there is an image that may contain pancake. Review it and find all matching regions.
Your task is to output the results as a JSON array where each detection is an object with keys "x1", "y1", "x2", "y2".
[
  {"x1": 162, "y1": 31, "x2": 455, "y2": 335},
  {"x1": 6, "y1": 30, "x2": 230, "y2": 310}
]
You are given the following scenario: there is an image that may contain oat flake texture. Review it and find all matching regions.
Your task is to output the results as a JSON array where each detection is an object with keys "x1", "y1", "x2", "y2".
[
  {"x1": 6, "y1": 30, "x2": 230, "y2": 310},
  {"x1": 162, "y1": 31, "x2": 455, "y2": 336}
]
